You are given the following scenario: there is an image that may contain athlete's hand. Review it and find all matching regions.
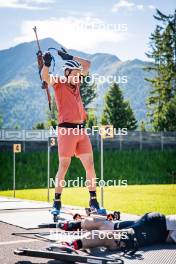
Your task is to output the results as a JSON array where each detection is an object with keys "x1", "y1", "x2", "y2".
[
  {"x1": 57, "y1": 47, "x2": 73, "y2": 60},
  {"x1": 43, "y1": 51, "x2": 52, "y2": 67}
]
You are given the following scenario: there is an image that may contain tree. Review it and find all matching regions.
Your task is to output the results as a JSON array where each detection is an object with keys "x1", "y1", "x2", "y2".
[
  {"x1": 14, "y1": 123, "x2": 20, "y2": 129},
  {"x1": 80, "y1": 76, "x2": 96, "y2": 107},
  {"x1": 101, "y1": 83, "x2": 137, "y2": 130},
  {"x1": 33, "y1": 122, "x2": 45, "y2": 129},
  {"x1": 140, "y1": 120, "x2": 146, "y2": 132},
  {"x1": 86, "y1": 109, "x2": 98, "y2": 128},
  {"x1": 145, "y1": 9, "x2": 176, "y2": 131},
  {"x1": 46, "y1": 94, "x2": 58, "y2": 129},
  {"x1": 0, "y1": 115, "x2": 3, "y2": 128},
  {"x1": 165, "y1": 94, "x2": 176, "y2": 131}
]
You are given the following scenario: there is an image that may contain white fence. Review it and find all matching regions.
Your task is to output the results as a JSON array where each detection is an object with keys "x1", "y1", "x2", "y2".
[
  {"x1": 0, "y1": 129, "x2": 50, "y2": 141},
  {"x1": 0, "y1": 129, "x2": 176, "y2": 151}
]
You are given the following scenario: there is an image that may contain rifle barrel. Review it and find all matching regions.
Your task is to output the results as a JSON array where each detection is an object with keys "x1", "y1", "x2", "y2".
[{"x1": 33, "y1": 26, "x2": 41, "y2": 51}]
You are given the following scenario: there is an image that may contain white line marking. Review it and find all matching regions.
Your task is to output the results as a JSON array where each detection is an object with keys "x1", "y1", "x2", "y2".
[{"x1": 0, "y1": 239, "x2": 36, "y2": 246}]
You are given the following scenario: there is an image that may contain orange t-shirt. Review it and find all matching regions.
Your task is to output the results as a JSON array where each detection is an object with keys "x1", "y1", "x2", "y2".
[{"x1": 53, "y1": 80, "x2": 87, "y2": 124}]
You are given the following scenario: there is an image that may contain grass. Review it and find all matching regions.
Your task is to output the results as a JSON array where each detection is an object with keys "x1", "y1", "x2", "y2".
[
  {"x1": 0, "y1": 150, "x2": 176, "y2": 190},
  {"x1": 0, "y1": 184, "x2": 175, "y2": 215},
  {"x1": 1, "y1": 150, "x2": 175, "y2": 215}
]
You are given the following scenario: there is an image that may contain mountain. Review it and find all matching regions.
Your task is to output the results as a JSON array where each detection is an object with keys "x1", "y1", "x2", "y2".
[{"x1": 0, "y1": 38, "x2": 153, "y2": 129}]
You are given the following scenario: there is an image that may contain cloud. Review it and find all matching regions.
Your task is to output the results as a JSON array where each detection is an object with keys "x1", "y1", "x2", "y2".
[
  {"x1": 148, "y1": 5, "x2": 155, "y2": 10},
  {"x1": 0, "y1": 0, "x2": 55, "y2": 10},
  {"x1": 136, "y1": 5, "x2": 144, "y2": 10},
  {"x1": 112, "y1": 0, "x2": 135, "y2": 12},
  {"x1": 14, "y1": 16, "x2": 129, "y2": 54},
  {"x1": 112, "y1": 1, "x2": 155, "y2": 12}
]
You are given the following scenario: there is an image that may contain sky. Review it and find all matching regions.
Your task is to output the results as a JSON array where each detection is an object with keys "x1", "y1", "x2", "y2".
[{"x1": 0, "y1": 0, "x2": 175, "y2": 61}]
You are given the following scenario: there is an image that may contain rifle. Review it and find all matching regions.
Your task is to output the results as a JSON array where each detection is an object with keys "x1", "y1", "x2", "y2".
[{"x1": 33, "y1": 26, "x2": 51, "y2": 111}]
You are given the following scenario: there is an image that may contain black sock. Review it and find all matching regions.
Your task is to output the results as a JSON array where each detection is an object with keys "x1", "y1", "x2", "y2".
[
  {"x1": 68, "y1": 221, "x2": 81, "y2": 231},
  {"x1": 55, "y1": 193, "x2": 61, "y2": 200},
  {"x1": 89, "y1": 191, "x2": 97, "y2": 199}
]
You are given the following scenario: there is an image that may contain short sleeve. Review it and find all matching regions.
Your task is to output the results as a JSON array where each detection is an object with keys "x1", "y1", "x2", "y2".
[
  {"x1": 52, "y1": 76, "x2": 65, "y2": 89},
  {"x1": 53, "y1": 82, "x2": 61, "y2": 90}
]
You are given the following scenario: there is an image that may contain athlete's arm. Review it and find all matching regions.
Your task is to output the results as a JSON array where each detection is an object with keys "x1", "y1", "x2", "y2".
[
  {"x1": 74, "y1": 56, "x2": 91, "y2": 76},
  {"x1": 41, "y1": 52, "x2": 59, "y2": 86},
  {"x1": 41, "y1": 65, "x2": 56, "y2": 86},
  {"x1": 57, "y1": 49, "x2": 91, "y2": 76}
]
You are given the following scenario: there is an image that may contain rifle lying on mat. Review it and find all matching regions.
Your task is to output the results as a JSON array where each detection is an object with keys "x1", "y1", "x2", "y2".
[
  {"x1": 14, "y1": 247, "x2": 124, "y2": 264},
  {"x1": 33, "y1": 26, "x2": 51, "y2": 111}
]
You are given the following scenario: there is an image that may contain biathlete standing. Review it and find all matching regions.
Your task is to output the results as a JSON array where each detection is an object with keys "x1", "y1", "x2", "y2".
[{"x1": 41, "y1": 49, "x2": 102, "y2": 216}]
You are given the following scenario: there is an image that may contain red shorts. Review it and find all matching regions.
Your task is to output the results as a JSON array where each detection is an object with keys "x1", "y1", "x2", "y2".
[{"x1": 58, "y1": 127, "x2": 92, "y2": 157}]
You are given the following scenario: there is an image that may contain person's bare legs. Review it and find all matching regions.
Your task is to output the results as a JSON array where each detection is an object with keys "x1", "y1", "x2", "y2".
[
  {"x1": 78, "y1": 153, "x2": 100, "y2": 209},
  {"x1": 55, "y1": 156, "x2": 71, "y2": 194},
  {"x1": 53, "y1": 156, "x2": 71, "y2": 211},
  {"x1": 81, "y1": 230, "x2": 118, "y2": 250},
  {"x1": 78, "y1": 153, "x2": 96, "y2": 191}
]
